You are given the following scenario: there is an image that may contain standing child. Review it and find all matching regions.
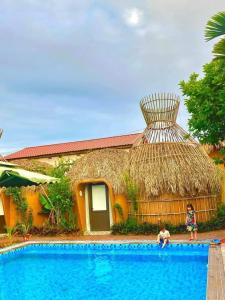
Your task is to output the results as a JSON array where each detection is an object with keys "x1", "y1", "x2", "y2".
[
  {"x1": 186, "y1": 204, "x2": 198, "y2": 241},
  {"x1": 157, "y1": 225, "x2": 170, "y2": 248}
]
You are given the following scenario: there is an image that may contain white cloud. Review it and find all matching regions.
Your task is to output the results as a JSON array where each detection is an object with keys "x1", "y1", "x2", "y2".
[
  {"x1": 123, "y1": 8, "x2": 143, "y2": 27},
  {"x1": 0, "y1": 0, "x2": 225, "y2": 153}
]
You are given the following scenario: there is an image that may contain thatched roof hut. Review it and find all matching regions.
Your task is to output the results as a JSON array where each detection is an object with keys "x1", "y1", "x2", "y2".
[
  {"x1": 68, "y1": 148, "x2": 129, "y2": 193},
  {"x1": 68, "y1": 94, "x2": 222, "y2": 199},
  {"x1": 10, "y1": 159, "x2": 54, "y2": 175},
  {"x1": 129, "y1": 94, "x2": 221, "y2": 198},
  {"x1": 67, "y1": 94, "x2": 223, "y2": 225}
]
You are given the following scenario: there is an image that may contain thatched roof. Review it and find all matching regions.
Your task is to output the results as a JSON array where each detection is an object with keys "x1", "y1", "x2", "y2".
[
  {"x1": 67, "y1": 144, "x2": 222, "y2": 198},
  {"x1": 127, "y1": 94, "x2": 222, "y2": 198},
  {"x1": 68, "y1": 148, "x2": 129, "y2": 193},
  {"x1": 68, "y1": 94, "x2": 223, "y2": 199},
  {"x1": 10, "y1": 159, "x2": 54, "y2": 175},
  {"x1": 129, "y1": 143, "x2": 222, "y2": 198}
]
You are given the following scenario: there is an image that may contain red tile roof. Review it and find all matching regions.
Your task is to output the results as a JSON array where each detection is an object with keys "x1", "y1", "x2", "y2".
[{"x1": 5, "y1": 133, "x2": 142, "y2": 160}]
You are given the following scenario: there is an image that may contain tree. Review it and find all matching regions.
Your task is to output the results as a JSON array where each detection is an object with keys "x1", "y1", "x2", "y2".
[
  {"x1": 40, "y1": 159, "x2": 76, "y2": 231},
  {"x1": 180, "y1": 58, "x2": 225, "y2": 145},
  {"x1": 205, "y1": 11, "x2": 225, "y2": 58}
]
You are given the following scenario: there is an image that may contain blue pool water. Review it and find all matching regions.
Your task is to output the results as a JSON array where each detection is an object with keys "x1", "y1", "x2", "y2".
[{"x1": 0, "y1": 243, "x2": 208, "y2": 300}]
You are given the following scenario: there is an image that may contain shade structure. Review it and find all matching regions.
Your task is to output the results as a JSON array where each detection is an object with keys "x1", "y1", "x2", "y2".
[
  {"x1": 130, "y1": 93, "x2": 221, "y2": 196},
  {"x1": 0, "y1": 161, "x2": 57, "y2": 187},
  {"x1": 128, "y1": 93, "x2": 222, "y2": 224}
]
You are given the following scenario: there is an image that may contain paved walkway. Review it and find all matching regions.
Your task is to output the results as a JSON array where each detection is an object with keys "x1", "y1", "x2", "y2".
[
  {"x1": 222, "y1": 244, "x2": 225, "y2": 272},
  {"x1": 0, "y1": 229, "x2": 224, "y2": 245},
  {"x1": 207, "y1": 245, "x2": 225, "y2": 300}
]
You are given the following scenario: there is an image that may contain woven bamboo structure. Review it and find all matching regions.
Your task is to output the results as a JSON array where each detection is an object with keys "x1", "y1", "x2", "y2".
[
  {"x1": 129, "y1": 93, "x2": 221, "y2": 224},
  {"x1": 68, "y1": 149, "x2": 129, "y2": 193}
]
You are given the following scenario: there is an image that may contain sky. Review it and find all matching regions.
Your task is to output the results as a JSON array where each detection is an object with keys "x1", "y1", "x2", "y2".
[{"x1": 0, "y1": 0, "x2": 224, "y2": 154}]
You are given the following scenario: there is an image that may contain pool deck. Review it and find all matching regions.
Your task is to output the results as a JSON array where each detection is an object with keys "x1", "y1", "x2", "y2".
[{"x1": 207, "y1": 245, "x2": 225, "y2": 300}]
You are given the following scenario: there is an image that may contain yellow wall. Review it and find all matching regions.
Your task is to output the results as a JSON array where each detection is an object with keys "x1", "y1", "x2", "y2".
[
  {"x1": 0, "y1": 179, "x2": 129, "y2": 232},
  {"x1": 74, "y1": 183, "x2": 86, "y2": 232},
  {"x1": 0, "y1": 191, "x2": 16, "y2": 227},
  {"x1": 25, "y1": 190, "x2": 47, "y2": 227},
  {"x1": 0, "y1": 189, "x2": 48, "y2": 228},
  {"x1": 114, "y1": 194, "x2": 129, "y2": 223},
  {"x1": 74, "y1": 178, "x2": 129, "y2": 231}
]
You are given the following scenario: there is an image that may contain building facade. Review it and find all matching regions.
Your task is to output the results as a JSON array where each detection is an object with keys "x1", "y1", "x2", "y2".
[{"x1": 5, "y1": 133, "x2": 141, "y2": 165}]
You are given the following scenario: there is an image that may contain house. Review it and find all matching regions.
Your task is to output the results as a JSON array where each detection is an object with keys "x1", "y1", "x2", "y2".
[{"x1": 5, "y1": 133, "x2": 142, "y2": 165}]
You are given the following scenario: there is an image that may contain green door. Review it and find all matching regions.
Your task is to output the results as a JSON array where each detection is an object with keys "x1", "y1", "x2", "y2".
[{"x1": 88, "y1": 183, "x2": 110, "y2": 231}]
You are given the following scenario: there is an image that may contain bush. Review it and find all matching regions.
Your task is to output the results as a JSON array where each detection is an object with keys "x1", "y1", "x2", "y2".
[
  {"x1": 217, "y1": 203, "x2": 225, "y2": 218},
  {"x1": 39, "y1": 159, "x2": 77, "y2": 231},
  {"x1": 29, "y1": 226, "x2": 79, "y2": 236},
  {"x1": 111, "y1": 211, "x2": 225, "y2": 235},
  {"x1": 111, "y1": 220, "x2": 186, "y2": 235},
  {"x1": 113, "y1": 203, "x2": 124, "y2": 221}
]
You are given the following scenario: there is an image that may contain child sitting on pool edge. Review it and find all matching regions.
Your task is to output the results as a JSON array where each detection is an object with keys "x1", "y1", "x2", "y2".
[{"x1": 157, "y1": 225, "x2": 170, "y2": 248}]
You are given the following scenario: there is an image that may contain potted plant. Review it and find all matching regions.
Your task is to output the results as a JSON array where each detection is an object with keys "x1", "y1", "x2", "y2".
[
  {"x1": 22, "y1": 224, "x2": 32, "y2": 242},
  {"x1": 15, "y1": 223, "x2": 32, "y2": 242}
]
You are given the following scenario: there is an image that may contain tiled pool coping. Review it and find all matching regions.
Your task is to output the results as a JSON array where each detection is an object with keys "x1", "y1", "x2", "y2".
[{"x1": 0, "y1": 240, "x2": 224, "y2": 300}]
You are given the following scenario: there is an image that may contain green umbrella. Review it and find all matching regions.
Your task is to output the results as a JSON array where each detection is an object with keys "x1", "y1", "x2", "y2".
[{"x1": 0, "y1": 161, "x2": 57, "y2": 187}]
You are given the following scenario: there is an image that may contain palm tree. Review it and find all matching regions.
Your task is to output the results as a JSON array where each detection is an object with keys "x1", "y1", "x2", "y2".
[{"x1": 205, "y1": 11, "x2": 225, "y2": 58}]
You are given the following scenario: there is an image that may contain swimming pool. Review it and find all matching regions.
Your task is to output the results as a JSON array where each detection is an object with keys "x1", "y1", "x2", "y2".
[{"x1": 0, "y1": 243, "x2": 208, "y2": 300}]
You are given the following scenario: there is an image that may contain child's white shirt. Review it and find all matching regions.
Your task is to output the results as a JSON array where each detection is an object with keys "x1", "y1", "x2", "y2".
[{"x1": 158, "y1": 230, "x2": 170, "y2": 239}]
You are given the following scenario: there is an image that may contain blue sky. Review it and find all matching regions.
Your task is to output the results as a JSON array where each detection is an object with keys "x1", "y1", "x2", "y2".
[{"x1": 0, "y1": 0, "x2": 224, "y2": 154}]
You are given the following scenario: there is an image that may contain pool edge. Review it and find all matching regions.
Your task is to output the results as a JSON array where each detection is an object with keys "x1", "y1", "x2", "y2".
[
  {"x1": 0, "y1": 239, "x2": 211, "y2": 254},
  {"x1": 0, "y1": 240, "x2": 223, "y2": 300}
]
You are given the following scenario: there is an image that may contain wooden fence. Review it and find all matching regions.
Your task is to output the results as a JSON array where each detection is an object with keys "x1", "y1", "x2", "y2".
[{"x1": 128, "y1": 195, "x2": 219, "y2": 225}]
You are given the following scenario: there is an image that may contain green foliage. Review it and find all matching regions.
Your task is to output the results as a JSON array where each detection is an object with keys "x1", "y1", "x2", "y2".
[
  {"x1": 112, "y1": 205, "x2": 225, "y2": 234},
  {"x1": 205, "y1": 11, "x2": 225, "y2": 57},
  {"x1": 15, "y1": 223, "x2": 30, "y2": 235},
  {"x1": 5, "y1": 226, "x2": 15, "y2": 239},
  {"x1": 213, "y1": 149, "x2": 225, "y2": 166},
  {"x1": 50, "y1": 159, "x2": 73, "y2": 178},
  {"x1": 48, "y1": 176, "x2": 73, "y2": 214},
  {"x1": 5, "y1": 188, "x2": 33, "y2": 235},
  {"x1": 39, "y1": 194, "x2": 54, "y2": 211},
  {"x1": 5, "y1": 187, "x2": 28, "y2": 223},
  {"x1": 40, "y1": 160, "x2": 76, "y2": 231},
  {"x1": 180, "y1": 59, "x2": 225, "y2": 145},
  {"x1": 213, "y1": 39, "x2": 225, "y2": 58},
  {"x1": 59, "y1": 209, "x2": 76, "y2": 232},
  {"x1": 27, "y1": 208, "x2": 33, "y2": 229},
  {"x1": 111, "y1": 220, "x2": 184, "y2": 235},
  {"x1": 217, "y1": 203, "x2": 225, "y2": 218},
  {"x1": 123, "y1": 173, "x2": 139, "y2": 213},
  {"x1": 113, "y1": 203, "x2": 124, "y2": 221}
]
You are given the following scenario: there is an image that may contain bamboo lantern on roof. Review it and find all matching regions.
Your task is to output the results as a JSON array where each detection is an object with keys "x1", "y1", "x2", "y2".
[{"x1": 129, "y1": 93, "x2": 222, "y2": 224}]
